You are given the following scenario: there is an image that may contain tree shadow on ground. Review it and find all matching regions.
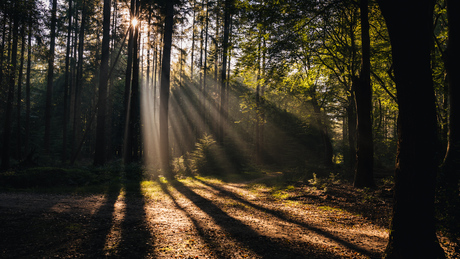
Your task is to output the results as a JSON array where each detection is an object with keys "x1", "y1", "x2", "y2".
[
  {"x1": 79, "y1": 183, "x2": 121, "y2": 257},
  {"x1": 193, "y1": 177, "x2": 383, "y2": 258},
  {"x1": 157, "y1": 178, "x2": 228, "y2": 258},
  {"x1": 79, "y1": 168, "x2": 154, "y2": 258},
  {"x1": 0, "y1": 169, "x2": 155, "y2": 258},
  {"x1": 118, "y1": 168, "x2": 155, "y2": 257},
  {"x1": 162, "y1": 178, "x2": 340, "y2": 259}
]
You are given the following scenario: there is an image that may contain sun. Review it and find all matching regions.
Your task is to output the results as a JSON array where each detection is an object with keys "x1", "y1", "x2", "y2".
[{"x1": 132, "y1": 18, "x2": 139, "y2": 27}]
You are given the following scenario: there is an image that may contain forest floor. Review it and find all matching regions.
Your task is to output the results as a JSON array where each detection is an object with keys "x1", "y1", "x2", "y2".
[{"x1": 0, "y1": 171, "x2": 457, "y2": 258}]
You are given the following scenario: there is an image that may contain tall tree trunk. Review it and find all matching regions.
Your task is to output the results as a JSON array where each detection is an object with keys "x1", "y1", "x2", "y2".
[
  {"x1": 203, "y1": 1, "x2": 209, "y2": 123},
  {"x1": 107, "y1": 0, "x2": 117, "y2": 161},
  {"x1": 130, "y1": 0, "x2": 141, "y2": 162},
  {"x1": 0, "y1": 4, "x2": 8, "y2": 97},
  {"x1": 255, "y1": 37, "x2": 261, "y2": 164},
  {"x1": 146, "y1": 11, "x2": 151, "y2": 89},
  {"x1": 25, "y1": 12, "x2": 32, "y2": 156},
  {"x1": 214, "y1": 8, "x2": 220, "y2": 136},
  {"x1": 69, "y1": 8, "x2": 79, "y2": 145},
  {"x1": 153, "y1": 40, "x2": 158, "y2": 120},
  {"x1": 190, "y1": 0, "x2": 196, "y2": 80},
  {"x1": 94, "y1": 0, "x2": 112, "y2": 166},
  {"x1": 440, "y1": 0, "x2": 460, "y2": 241},
  {"x1": 354, "y1": 0, "x2": 375, "y2": 188},
  {"x1": 16, "y1": 23, "x2": 26, "y2": 159},
  {"x1": 73, "y1": 3, "x2": 87, "y2": 160},
  {"x1": 347, "y1": 81, "x2": 357, "y2": 171},
  {"x1": 123, "y1": 0, "x2": 135, "y2": 164},
  {"x1": 160, "y1": 0, "x2": 174, "y2": 174},
  {"x1": 377, "y1": 0, "x2": 445, "y2": 258},
  {"x1": 44, "y1": 0, "x2": 58, "y2": 154},
  {"x1": 219, "y1": 0, "x2": 232, "y2": 144},
  {"x1": 62, "y1": 0, "x2": 73, "y2": 162},
  {"x1": 198, "y1": 0, "x2": 205, "y2": 137},
  {"x1": 260, "y1": 32, "x2": 265, "y2": 163},
  {"x1": 1, "y1": 6, "x2": 18, "y2": 170}
]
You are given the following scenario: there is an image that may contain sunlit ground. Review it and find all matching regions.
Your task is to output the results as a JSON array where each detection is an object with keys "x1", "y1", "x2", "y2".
[
  {"x1": 0, "y1": 174, "x2": 390, "y2": 258},
  {"x1": 137, "y1": 176, "x2": 388, "y2": 258}
]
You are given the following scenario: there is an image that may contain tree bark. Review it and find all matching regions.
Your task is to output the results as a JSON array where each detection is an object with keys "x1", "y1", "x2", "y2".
[
  {"x1": 73, "y1": 2, "x2": 87, "y2": 160},
  {"x1": 123, "y1": 0, "x2": 135, "y2": 164},
  {"x1": 62, "y1": 0, "x2": 73, "y2": 162},
  {"x1": 94, "y1": 0, "x2": 112, "y2": 166},
  {"x1": 0, "y1": 7, "x2": 6, "y2": 93},
  {"x1": 1, "y1": 5, "x2": 18, "y2": 170},
  {"x1": 440, "y1": 0, "x2": 460, "y2": 239},
  {"x1": 17, "y1": 23, "x2": 26, "y2": 159},
  {"x1": 190, "y1": 0, "x2": 196, "y2": 79},
  {"x1": 160, "y1": 0, "x2": 174, "y2": 173},
  {"x1": 25, "y1": 10, "x2": 32, "y2": 156},
  {"x1": 219, "y1": 0, "x2": 232, "y2": 144},
  {"x1": 130, "y1": 0, "x2": 141, "y2": 162},
  {"x1": 203, "y1": 0, "x2": 209, "y2": 123},
  {"x1": 44, "y1": 0, "x2": 58, "y2": 154},
  {"x1": 377, "y1": 0, "x2": 445, "y2": 258},
  {"x1": 354, "y1": 0, "x2": 375, "y2": 188},
  {"x1": 347, "y1": 80, "x2": 357, "y2": 171}
]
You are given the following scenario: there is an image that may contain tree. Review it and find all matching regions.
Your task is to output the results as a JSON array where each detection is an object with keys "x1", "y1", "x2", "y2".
[
  {"x1": 1, "y1": 1, "x2": 19, "y2": 170},
  {"x1": 72, "y1": 0, "x2": 88, "y2": 159},
  {"x1": 44, "y1": 0, "x2": 57, "y2": 154},
  {"x1": 62, "y1": 0, "x2": 73, "y2": 162},
  {"x1": 377, "y1": 0, "x2": 445, "y2": 258},
  {"x1": 159, "y1": 0, "x2": 175, "y2": 173},
  {"x1": 16, "y1": 15, "x2": 26, "y2": 159},
  {"x1": 129, "y1": 0, "x2": 141, "y2": 163},
  {"x1": 439, "y1": 0, "x2": 460, "y2": 240},
  {"x1": 354, "y1": 0, "x2": 375, "y2": 188},
  {"x1": 123, "y1": 0, "x2": 135, "y2": 164},
  {"x1": 218, "y1": 0, "x2": 233, "y2": 144},
  {"x1": 25, "y1": 1, "x2": 33, "y2": 157},
  {"x1": 94, "y1": 0, "x2": 112, "y2": 166}
]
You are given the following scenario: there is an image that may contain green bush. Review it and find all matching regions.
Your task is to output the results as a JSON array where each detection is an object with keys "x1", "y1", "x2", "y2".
[{"x1": 188, "y1": 134, "x2": 222, "y2": 175}]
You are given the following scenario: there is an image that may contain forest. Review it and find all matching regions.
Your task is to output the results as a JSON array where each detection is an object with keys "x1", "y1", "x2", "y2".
[{"x1": 0, "y1": 0, "x2": 459, "y2": 258}]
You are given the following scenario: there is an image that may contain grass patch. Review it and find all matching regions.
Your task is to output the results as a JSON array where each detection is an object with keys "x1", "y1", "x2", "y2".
[
  {"x1": 318, "y1": 206, "x2": 343, "y2": 212},
  {"x1": 192, "y1": 171, "x2": 265, "y2": 184}
]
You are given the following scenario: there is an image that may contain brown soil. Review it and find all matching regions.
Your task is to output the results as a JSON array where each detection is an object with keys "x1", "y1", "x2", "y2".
[{"x1": 1, "y1": 175, "x2": 393, "y2": 258}]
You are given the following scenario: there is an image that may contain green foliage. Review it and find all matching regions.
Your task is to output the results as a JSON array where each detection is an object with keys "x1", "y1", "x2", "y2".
[
  {"x1": 187, "y1": 134, "x2": 222, "y2": 175},
  {"x1": 308, "y1": 172, "x2": 341, "y2": 191}
]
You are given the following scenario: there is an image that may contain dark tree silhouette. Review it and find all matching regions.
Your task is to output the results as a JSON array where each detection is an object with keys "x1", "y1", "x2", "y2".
[
  {"x1": 1, "y1": 2, "x2": 19, "y2": 170},
  {"x1": 354, "y1": 0, "x2": 375, "y2": 188},
  {"x1": 377, "y1": 0, "x2": 445, "y2": 258},
  {"x1": 94, "y1": 0, "x2": 112, "y2": 166},
  {"x1": 218, "y1": 0, "x2": 233, "y2": 144},
  {"x1": 159, "y1": 0, "x2": 174, "y2": 173},
  {"x1": 62, "y1": 0, "x2": 73, "y2": 162},
  {"x1": 44, "y1": 0, "x2": 57, "y2": 154},
  {"x1": 440, "y1": 0, "x2": 460, "y2": 239},
  {"x1": 123, "y1": 0, "x2": 135, "y2": 164}
]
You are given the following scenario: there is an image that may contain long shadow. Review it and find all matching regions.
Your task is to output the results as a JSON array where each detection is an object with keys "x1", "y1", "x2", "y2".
[
  {"x1": 157, "y1": 179, "x2": 227, "y2": 258},
  {"x1": 78, "y1": 182, "x2": 122, "y2": 257},
  {"x1": 117, "y1": 169, "x2": 155, "y2": 258},
  {"x1": 194, "y1": 177, "x2": 383, "y2": 258},
  {"x1": 168, "y1": 179, "x2": 338, "y2": 259}
]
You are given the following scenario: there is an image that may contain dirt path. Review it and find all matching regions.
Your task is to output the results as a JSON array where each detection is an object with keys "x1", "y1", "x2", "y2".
[{"x1": 0, "y1": 177, "x2": 389, "y2": 258}]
